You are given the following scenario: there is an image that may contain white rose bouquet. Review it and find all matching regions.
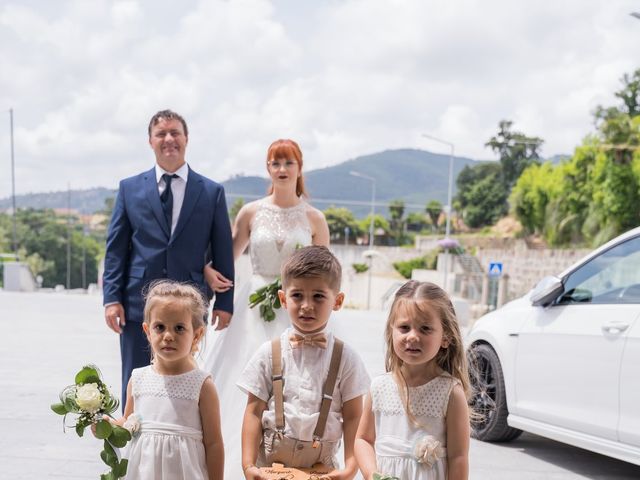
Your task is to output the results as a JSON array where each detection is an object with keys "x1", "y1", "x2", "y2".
[{"x1": 51, "y1": 365, "x2": 132, "y2": 480}]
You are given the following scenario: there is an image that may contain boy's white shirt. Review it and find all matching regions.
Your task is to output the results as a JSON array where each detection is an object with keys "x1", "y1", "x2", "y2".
[{"x1": 237, "y1": 325, "x2": 371, "y2": 442}]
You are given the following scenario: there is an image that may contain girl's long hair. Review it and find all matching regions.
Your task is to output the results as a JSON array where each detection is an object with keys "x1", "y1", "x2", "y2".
[
  {"x1": 266, "y1": 139, "x2": 308, "y2": 197},
  {"x1": 384, "y1": 280, "x2": 473, "y2": 424}
]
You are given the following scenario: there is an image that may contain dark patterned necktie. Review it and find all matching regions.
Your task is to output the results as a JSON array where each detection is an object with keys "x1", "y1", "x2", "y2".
[{"x1": 160, "y1": 174, "x2": 179, "y2": 231}]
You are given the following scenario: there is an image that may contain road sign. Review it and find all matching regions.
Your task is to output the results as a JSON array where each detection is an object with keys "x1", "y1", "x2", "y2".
[{"x1": 488, "y1": 262, "x2": 503, "y2": 276}]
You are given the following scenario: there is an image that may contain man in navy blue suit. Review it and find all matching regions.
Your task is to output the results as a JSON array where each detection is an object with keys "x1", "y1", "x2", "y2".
[{"x1": 103, "y1": 110, "x2": 234, "y2": 405}]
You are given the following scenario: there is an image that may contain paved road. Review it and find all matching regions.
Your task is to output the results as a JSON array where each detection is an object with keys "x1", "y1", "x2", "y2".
[{"x1": 1, "y1": 290, "x2": 639, "y2": 479}]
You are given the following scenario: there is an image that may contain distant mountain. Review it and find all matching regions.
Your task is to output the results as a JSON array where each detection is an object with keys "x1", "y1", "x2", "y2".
[
  {"x1": 0, "y1": 149, "x2": 480, "y2": 217},
  {"x1": 546, "y1": 154, "x2": 571, "y2": 165}
]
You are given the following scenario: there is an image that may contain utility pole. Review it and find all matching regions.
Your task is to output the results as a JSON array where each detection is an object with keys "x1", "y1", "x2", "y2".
[
  {"x1": 9, "y1": 108, "x2": 17, "y2": 254},
  {"x1": 66, "y1": 184, "x2": 71, "y2": 290}
]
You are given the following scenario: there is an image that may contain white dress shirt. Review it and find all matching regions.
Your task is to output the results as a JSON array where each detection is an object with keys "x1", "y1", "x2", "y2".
[
  {"x1": 237, "y1": 326, "x2": 371, "y2": 442},
  {"x1": 155, "y1": 162, "x2": 189, "y2": 235}
]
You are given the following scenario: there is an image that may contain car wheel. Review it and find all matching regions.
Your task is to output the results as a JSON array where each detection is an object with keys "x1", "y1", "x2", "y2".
[{"x1": 469, "y1": 343, "x2": 522, "y2": 442}]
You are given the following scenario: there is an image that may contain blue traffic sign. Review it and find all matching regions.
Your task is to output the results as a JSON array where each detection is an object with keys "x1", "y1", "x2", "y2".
[{"x1": 488, "y1": 262, "x2": 503, "y2": 276}]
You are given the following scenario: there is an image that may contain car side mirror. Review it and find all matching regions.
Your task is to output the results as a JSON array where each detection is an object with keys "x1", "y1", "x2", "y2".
[{"x1": 530, "y1": 276, "x2": 564, "y2": 307}]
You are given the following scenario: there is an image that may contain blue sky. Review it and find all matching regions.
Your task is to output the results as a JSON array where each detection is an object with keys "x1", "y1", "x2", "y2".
[{"x1": 0, "y1": 0, "x2": 639, "y2": 197}]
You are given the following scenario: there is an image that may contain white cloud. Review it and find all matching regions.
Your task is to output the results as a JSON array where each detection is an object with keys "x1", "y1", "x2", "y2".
[{"x1": 0, "y1": 0, "x2": 638, "y2": 197}]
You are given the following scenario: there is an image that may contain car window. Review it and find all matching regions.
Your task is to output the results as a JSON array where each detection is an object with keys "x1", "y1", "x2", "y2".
[{"x1": 557, "y1": 235, "x2": 640, "y2": 305}]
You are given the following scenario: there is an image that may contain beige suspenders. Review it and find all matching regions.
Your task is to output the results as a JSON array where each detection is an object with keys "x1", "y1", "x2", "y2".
[
  {"x1": 271, "y1": 338, "x2": 286, "y2": 432},
  {"x1": 271, "y1": 336, "x2": 344, "y2": 447}
]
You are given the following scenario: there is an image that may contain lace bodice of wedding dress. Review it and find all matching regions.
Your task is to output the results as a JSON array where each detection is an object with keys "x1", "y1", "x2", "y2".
[{"x1": 249, "y1": 199, "x2": 312, "y2": 277}]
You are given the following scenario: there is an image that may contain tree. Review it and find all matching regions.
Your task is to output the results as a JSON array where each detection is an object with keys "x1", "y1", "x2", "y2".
[
  {"x1": 614, "y1": 68, "x2": 640, "y2": 117},
  {"x1": 359, "y1": 214, "x2": 390, "y2": 245},
  {"x1": 11, "y1": 208, "x2": 102, "y2": 288},
  {"x1": 510, "y1": 68, "x2": 640, "y2": 247},
  {"x1": 387, "y1": 199, "x2": 406, "y2": 245},
  {"x1": 456, "y1": 162, "x2": 508, "y2": 228},
  {"x1": 485, "y1": 120, "x2": 544, "y2": 189},
  {"x1": 509, "y1": 162, "x2": 561, "y2": 235},
  {"x1": 425, "y1": 200, "x2": 443, "y2": 232},
  {"x1": 229, "y1": 197, "x2": 245, "y2": 223},
  {"x1": 405, "y1": 211, "x2": 429, "y2": 233},
  {"x1": 323, "y1": 206, "x2": 362, "y2": 244}
]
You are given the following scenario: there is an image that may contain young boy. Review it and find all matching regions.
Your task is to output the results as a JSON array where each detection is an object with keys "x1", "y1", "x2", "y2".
[{"x1": 238, "y1": 246, "x2": 370, "y2": 480}]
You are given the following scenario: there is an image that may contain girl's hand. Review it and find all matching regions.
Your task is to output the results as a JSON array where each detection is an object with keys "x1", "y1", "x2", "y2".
[
  {"x1": 90, "y1": 415, "x2": 122, "y2": 436},
  {"x1": 243, "y1": 465, "x2": 266, "y2": 480},
  {"x1": 204, "y1": 264, "x2": 233, "y2": 292}
]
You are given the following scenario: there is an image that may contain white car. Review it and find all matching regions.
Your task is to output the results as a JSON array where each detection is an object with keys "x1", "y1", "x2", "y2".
[{"x1": 466, "y1": 226, "x2": 640, "y2": 466}]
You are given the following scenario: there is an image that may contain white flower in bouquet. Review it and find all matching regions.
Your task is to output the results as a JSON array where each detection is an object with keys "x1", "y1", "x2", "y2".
[
  {"x1": 75, "y1": 383, "x2": 104, "y2": 413},
  {"x1": 413, "y1": 434, "x2": 446, "y2": 467}
]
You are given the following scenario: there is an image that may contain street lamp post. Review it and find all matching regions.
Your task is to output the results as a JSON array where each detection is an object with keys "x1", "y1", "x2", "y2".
[
  {"x1": 422, "y1": 134, "x2": 454, "y2": 292},
  {"x1": 9, "y1": 108, "x2": 17, "y2": 254},
  {"x1": 350, "y1": 170, "x2": 376, "y2": 309}
]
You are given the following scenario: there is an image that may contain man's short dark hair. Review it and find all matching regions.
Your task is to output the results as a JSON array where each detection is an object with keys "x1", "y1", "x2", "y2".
[
  {"x1": 148, "y1": 110, "x2": 189, "y2": 137},
  {"x1": 281, "y1": 246, "x2": 342, "y2": 291}
]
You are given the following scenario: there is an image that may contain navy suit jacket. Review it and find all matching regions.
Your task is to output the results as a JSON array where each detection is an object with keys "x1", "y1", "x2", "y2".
[{"x1": 103, "y1": 166, "x2": 234, "y2": 322}]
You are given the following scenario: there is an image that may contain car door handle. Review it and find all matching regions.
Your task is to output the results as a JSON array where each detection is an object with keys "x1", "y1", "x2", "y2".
[{"x1": 601, "y1": 322, "x2": 629, "y2": 334}]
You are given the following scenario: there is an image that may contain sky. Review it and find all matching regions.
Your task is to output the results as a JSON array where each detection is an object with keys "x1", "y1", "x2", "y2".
[{"x1": 0, "y1": 0, "x2": 639, "y2": 198}]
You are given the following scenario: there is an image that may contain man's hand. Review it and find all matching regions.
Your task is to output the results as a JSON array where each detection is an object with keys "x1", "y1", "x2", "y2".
[
  {"x1": 105, "y1": 303, "x2": 126, "y2": 334},
  {"x1": 212, "y1": 309, "x2": 232, "y2": 330}
]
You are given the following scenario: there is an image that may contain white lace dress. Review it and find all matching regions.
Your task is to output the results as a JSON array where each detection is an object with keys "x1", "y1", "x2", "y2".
[
  {"x1": 371, "y1": 373, "x2": 458, "y2": 480},
  {"x1": 199, "y1": 199, "x2": 312, "y2": 478},
  {"x1": 124, "y1": 366, "x2": 211, "y2": 480}
]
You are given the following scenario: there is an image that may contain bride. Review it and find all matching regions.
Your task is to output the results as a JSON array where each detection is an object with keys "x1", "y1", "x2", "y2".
[{"x1": 199, "y1": 138, "x2": 329, "y2": 477}]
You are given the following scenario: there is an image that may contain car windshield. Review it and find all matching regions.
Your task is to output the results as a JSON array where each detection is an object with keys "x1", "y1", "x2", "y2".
[{"x1": 558, "y1": 235, "x2": 640, "y2": 305}]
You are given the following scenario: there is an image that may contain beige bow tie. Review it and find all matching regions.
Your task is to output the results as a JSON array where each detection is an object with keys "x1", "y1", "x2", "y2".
[{"x1": 289, "y1": 332, "x2": 328, "y2": 349}]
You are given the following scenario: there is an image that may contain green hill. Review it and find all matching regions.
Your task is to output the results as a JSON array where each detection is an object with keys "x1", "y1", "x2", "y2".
[{"x1": 0, "y1": 149, "x2": 481, "y2": 216}]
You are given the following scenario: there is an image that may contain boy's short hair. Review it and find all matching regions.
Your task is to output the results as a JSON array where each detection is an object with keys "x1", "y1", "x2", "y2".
[{"x1": 281, "y1": 246, "x2": 342, "y2": 291}]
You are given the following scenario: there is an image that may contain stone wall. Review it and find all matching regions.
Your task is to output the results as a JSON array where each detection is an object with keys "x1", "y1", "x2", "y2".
[{"x1": 475, "y1": 241, "x2": 590, "y2": 301}]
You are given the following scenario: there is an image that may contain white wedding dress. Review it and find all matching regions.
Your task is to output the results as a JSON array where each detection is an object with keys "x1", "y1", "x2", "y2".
[{"x1": 199, "y1": 199, "x2": 312, "y2": 478}]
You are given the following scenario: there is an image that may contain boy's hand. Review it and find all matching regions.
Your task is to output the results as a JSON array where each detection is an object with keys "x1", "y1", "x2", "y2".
[
  {"x1": 324, "y1": 468, "x2": 352, "y2": 480},
  {"x1": 243, "y1": 465, "x2": 266, "y2": 480}
]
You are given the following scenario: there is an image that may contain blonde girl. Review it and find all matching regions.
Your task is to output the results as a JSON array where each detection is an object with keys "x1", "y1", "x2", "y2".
[
  {"x1": 355, "y1": 280, "x2": 471, "y2": 480},
  {"x1": 112, "y1": 280, "x2": 224, "y2": 480}
]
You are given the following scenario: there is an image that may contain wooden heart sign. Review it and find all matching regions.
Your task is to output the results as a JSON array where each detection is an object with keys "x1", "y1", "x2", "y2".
[{"x1": 259, "y1": 462, "x2": 332, "y2": 480}]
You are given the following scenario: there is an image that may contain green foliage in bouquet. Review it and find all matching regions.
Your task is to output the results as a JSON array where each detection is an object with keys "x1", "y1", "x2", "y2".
[
  {"x1": 249, "y1": 277, "x2": 282, "y2": 322},
  {"x1": 51, "y1": 365, "x2": 132, "y2": 480},
  {"x1": 372, "y1": 474, "x2": 401, "y2": 480}
]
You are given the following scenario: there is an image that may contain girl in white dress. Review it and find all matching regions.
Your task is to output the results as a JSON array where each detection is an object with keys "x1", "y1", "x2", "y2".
[
  {"x1": 355, "y1": 281, "x2": 472, "y2": 480},
  {"x1": 199, "y1": 139, "x2": 330, "y2": 478},
  {"x1": 110, "y1": 280, "x2": 224, "y2": 480}
]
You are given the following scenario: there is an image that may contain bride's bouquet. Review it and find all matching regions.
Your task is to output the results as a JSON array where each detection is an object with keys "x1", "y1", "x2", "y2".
[
  {"x1": 51, "y1": 365, "x2": 133, "y2": 480},
  {"x1": 249, "y1": 277, "x2": 282, "y2": 322}
]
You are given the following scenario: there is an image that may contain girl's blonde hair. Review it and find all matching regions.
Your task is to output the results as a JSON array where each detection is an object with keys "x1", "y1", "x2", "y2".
[
  {"x1": 143, "y1": 280, "x2": 208, "y2": 331},
  {"x1": 385, "y1": 280, "x2": 473, "y2": 423}
]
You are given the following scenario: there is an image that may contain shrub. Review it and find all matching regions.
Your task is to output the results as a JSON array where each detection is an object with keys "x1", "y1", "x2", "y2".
[{"x1": 352, "y1": 262, "x2": 369, "y2": 273}]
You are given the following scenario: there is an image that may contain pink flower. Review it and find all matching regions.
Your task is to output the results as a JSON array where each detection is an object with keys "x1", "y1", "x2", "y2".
[
  {"x1": 123, "y1": 413, "x2": 142, "y2": 436},
  {"x1": 413, "y1": 435, "x2": 446, "y2": 467}
]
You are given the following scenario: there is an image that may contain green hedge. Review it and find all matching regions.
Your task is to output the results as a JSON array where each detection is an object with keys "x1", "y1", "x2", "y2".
[{"x1": 392, "y1": 249, "x2": 439, "y2": 279}]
